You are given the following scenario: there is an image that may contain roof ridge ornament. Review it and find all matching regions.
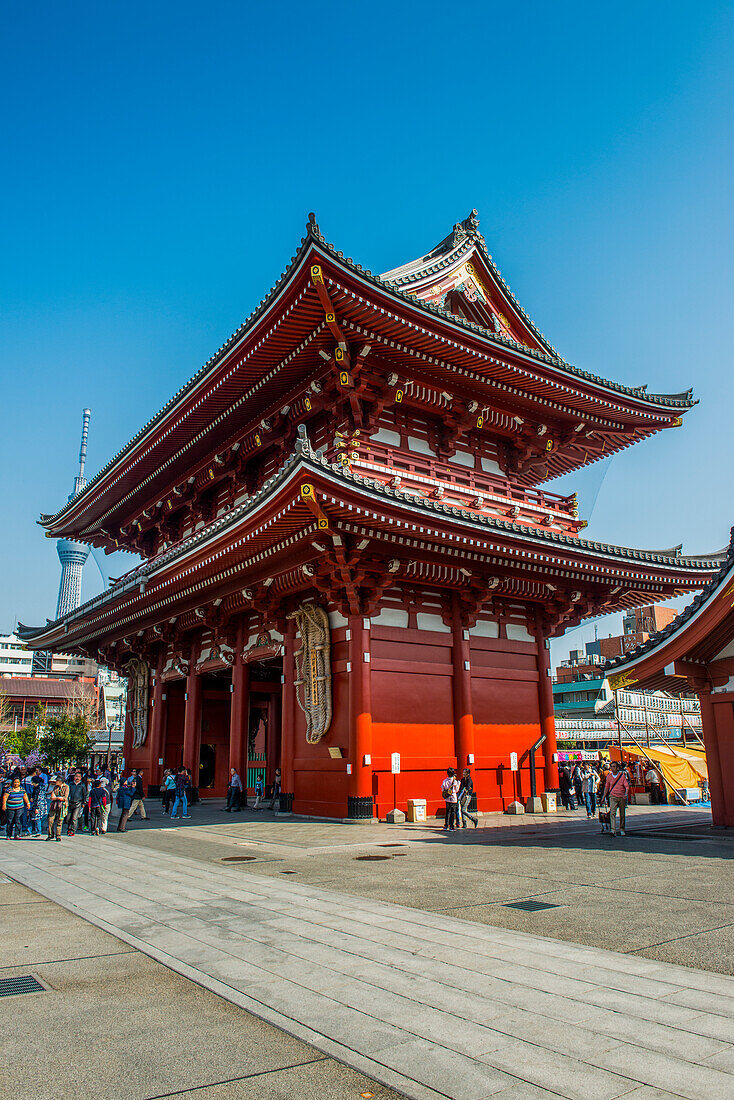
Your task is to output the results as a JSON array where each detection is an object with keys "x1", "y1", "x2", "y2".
[{"x1": 451, "y1": 208, "x2": 480, "y2": 248}]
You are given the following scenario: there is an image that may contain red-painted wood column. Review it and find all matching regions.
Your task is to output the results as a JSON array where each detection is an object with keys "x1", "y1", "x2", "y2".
[
  {"x1": 348, "y1": 614, "x2": 374, "y2": 819},
  {"x1": 535, "y1": 614, "x2": 559, "y2": 791},
  {"x1": 279, "y1": 617, "x2": 296, "y2": 813},
  {"x1": 451, "y1": 595, "x2": 475, "y2": 771},
  {"x1": 182, "y1": 657, "x2": 202, "y2": 792},
  {"x1": 698, "y1": 688, "x2": 730, "y2": 827},
  {"x1": 148, "y1": 650, "x2": 166, "y2": 791},
  {"x1": 122, "y1": 687, "x2": 134, "y2": 771},
  {"x1": 229, "y1": 621, "x2": 250, "y2": 780}
]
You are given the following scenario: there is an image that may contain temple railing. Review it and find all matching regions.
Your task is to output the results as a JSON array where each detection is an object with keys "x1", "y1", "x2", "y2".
[{"x1": 325, "y1": 438, "x2": 583, "y2": 534}]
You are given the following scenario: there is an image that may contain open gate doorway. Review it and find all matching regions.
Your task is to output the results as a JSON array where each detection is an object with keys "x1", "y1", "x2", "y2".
[{"x1": 245, "y1": 660, "x2": 282, "y2": 798}]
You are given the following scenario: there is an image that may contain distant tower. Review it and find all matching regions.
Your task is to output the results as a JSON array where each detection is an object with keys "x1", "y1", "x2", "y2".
[{"x1": 55, "y1": 409, "x2": 92, "y2": 619}]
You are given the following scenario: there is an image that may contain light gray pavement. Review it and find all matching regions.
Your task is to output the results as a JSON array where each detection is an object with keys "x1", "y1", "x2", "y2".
[
  {"x1": 115, "y1": 801, "x2": 734, "y2": 973},
  {"x1": 2, "y1": 832, "x2": 734, "y2": 1100},
  {"x1": 0, "y1": 874, "x2": 402, "y2": 1100}
]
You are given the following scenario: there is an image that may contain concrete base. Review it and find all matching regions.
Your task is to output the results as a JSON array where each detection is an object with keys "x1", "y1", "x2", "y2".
[
  {"x1": 525, "y1": 797, "x2": 544, "y2": 814},
  {"x1": 506, "y1": 800, "x2": 525, "y2": 815},
  {"x1": 386, "y1": 808, "x2": 406, "y2": 824}
]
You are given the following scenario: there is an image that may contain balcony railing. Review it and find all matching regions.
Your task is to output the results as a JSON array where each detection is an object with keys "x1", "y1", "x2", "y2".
[{"x1": 324, "y1": 438, "x2": 584, "y2": 535}]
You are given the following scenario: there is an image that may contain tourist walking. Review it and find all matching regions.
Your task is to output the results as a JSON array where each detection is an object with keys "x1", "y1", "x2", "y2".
[
  {"x1": 604, "y1": 761, "x2": 631, "y2": 837},
  {"x1": 65, "y1": 771, "x2": 86, "y2": 836},
  {"x1": 559, "y1": 767, "x2": 574, "y2": 810},
  {"x1": 2, "y1": 776, "x2": 30, "y2": 840},
  {"x1": 29, "y1": 773, "x2": 48, "y2": 837},
  {"x1": 170, "y1": 768, "x2": 190, "y2": 821},
  {"x1": 162, "y1": 770, "x2": 176, "y2": 814},
  {"x1": 128, "y1": 769, "x2": 148, "y2": 820},
  {"x1": 646, "y1": 764, "x2": 662, "y2": 804},
  {"x1": 582, "y1": 765, "x2": 598, "y2": 818},
  {"x1": 269, "y1": 767, "x2": 281, "y2": 811},
  {"x1": 457, "y1": 767, "x2": 478, "y2": 829},
  {"x1": 441, "y1": 768, "x2": 460, "y2": 831},
  {"x1": 87, "y1": 779, "x2": 107, "y2": 835},
  {"x1": 226, "y1": 769, "x2": 242, "y2": 812},
  {"x1": 46, "y1": 775, "x2": 69, "y2": 841},
  {"x1": 116, "y1": 776, "x2": 136, "y2": 832},
  {"x1": 98, "y1": 777, "x2": 112, "y2": 833},
  {"x1": 253, "y1": 774, "x2": 264, "y2": 810}
]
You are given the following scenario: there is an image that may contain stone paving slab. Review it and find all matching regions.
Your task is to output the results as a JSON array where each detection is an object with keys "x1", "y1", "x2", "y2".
[{"x1": 2, "y1": 837, "x2": 733, "y2": 1100}]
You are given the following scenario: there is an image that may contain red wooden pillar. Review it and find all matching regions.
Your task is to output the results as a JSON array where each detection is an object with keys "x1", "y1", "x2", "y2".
[
  {"x1": 451, "y1": 595, "x2": 475, "y2": 772},
  {"x1": 229, "y1": 621, "x2": 250, "y2": 780},
  {"x1": 348, "y1": 614, "x2": 374, "y2": 819},
  {"x1": 698, "y1": 689, "x2": 730, "y2": 827},
  {"x1": 182, "y1": 663, "x2": 202, "y2": 792},
  {"x1": 122, "y1": 686, "x2": 134, "y2": 771},
  {"x1": 279, "y1": 617, "x2": 296, "y2": 813},
  {"x1": 535, "y1": 615, "x2": 559, "y2": 791},
  {"x1": 148, "y1": 650, "x2": 166, "y2": 791}
]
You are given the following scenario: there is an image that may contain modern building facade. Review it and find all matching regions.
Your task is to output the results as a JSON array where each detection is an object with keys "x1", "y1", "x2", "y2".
[
  {"x1": 0, "y1": 633, "x2": 34, "y2": 677},
  {"x1": 20, "y1": 213, "x2": 721, "y2": 817},
  {"x1": 607, "y1": 529, "x2": 734, "y2": 828}
]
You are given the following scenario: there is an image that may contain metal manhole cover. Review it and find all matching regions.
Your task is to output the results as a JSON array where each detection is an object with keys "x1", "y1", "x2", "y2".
[
  {"x1": 505, "y1": 900, "x2": 560, "y2": 912},
  {"x1": 221, "y1": 856, "x2": 257, "y2": 862},
  {"x1": 280, "y1": 870, "x2": 297, "y2": 875},
  {"x1": 354, "y1": 854, "x2": 392, "y2": 861},
  {"x1": 0, "y1": 976, "x2": 45, "y2": 997},
  {"x1": 379, "y1": 844, "x2": 406, "y2": 848}
]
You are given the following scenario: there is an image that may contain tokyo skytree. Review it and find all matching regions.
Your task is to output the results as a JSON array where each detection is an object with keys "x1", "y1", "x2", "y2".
[{"x1": 55, "y1": 409, "x2": 92, "y2": 619}]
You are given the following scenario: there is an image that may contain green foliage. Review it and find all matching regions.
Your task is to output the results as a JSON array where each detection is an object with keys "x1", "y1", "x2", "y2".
[
  {"x1": 39, "y1": 711, "x2": 94, "y2": 769},
  {"x1": 6, "y1": 722, "x2": 40, "y2": 759}
]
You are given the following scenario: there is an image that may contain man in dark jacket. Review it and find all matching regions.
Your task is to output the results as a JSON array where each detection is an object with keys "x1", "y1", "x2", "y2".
[
  {"x1": 65, "y1": 771, "x2": 86, "y2": 836},
  {"x1": 116, "y1": 776, "x2": 136, "y2": 832},
  {"x1": 127, "y1": 769, "x2": 148, "y2": 820}
]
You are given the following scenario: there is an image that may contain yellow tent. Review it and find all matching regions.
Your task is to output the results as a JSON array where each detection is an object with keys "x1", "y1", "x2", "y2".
[{"x1": 610, "y1": 743, "x2": 707, "y2": 796}]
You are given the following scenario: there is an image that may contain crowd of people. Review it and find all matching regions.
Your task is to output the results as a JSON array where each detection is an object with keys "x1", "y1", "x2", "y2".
[
  {"x1": 438, "y1": 759, "x2": 644, "y2": 837},
  {"x1": 0, "y1": 761, "x2": 286, "y2": 841},
  {"x1": 0, "y1": 763, "x2": 118, "y2": 841},
  {"x1": 558, "y1": 759, "x2": 643, "y2": 836}
]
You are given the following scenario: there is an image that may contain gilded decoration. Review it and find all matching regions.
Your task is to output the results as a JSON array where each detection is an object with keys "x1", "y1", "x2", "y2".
[
  {"x1": 124, "y1": 657, "x2": 149, "y2": 747},
  {"x1": 608, "y1": 670, "x2": 639, "y2": 692},
  {"x1": 289, "y1": 603, "x2": 332, "y2": 743}
]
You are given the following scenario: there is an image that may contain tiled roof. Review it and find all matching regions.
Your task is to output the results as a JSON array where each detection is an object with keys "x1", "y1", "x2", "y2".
[
  {"x1": 0, "y1": 677, "x2": 96, "y2": 699},
  {"x1": 40, "y1": 213, "x2": 696, "y2": 529},
  {"x1": 22, "y1": 441, "x2": 724, "y2": 645},
  {"x1": 606, "y1": 526, "x2": 734, "y2": 671}
]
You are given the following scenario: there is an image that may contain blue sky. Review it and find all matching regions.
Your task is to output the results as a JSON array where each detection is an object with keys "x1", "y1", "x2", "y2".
[{"x1": 2, "y1": 1, "x2": 732, "y2": 666}]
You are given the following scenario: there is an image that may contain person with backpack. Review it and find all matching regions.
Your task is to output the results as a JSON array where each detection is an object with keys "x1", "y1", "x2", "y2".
[
  {"x1": 162, "y1": 770, "x2": 176, "y2": 815},
  {"x1": 457, "y1": 768, "x2": 478, "y2": 829},
  {"x1": 88, "y1": 779, "x2": 108, "y2": 836},
  {"x1": 603, "y1": 761, "x2": 631, "y2": 837},
  {"x1": 441, "y1": 768, "x2": 460, "y2": 831},
  {"x1": 253, "y1": 773, "x2": 265, "y2": 810}
]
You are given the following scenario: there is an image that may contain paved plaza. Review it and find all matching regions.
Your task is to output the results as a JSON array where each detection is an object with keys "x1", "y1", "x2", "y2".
[{"x1": 2, "y1": 804, "x2": 733, "y2": 1100}]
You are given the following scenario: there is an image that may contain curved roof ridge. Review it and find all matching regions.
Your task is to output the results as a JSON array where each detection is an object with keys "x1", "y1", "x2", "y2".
[
  {"x1": 606, "y1": 526, "x2": 734, "y2": 672},
  {"x1": 39, "y1": 213, "x2": 698, "y2": 531}
]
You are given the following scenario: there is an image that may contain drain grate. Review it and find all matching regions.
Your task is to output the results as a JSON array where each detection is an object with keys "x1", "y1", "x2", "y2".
[
  {"x1": 379, "y1": 844, "x2": 406, "y2": 849},
  {"x1": 221, "y1": 855, "x2": 257, "y2": 862},
  {"x1": 354, "y1": 854, "x2": 391, "y2": 861},
  {"x1": 504, "y1": 899, "x2": 560, "y2": 912},
  {"x1": 280, "y1": 870, "x2": 297, "y2": 875},
  {"x1": 0, "y1": 976, "x2": 45, "y2": 997}
]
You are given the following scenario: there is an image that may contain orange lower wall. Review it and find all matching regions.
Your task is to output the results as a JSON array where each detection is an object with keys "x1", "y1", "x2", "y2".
[{"x1": 131, "y1": 620, "x2": 550, "y2": 817}]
